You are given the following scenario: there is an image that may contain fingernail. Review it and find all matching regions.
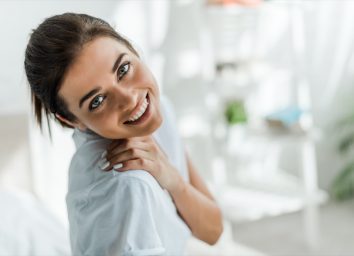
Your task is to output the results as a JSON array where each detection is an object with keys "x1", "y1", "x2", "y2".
[
  {"x1": 100, "y1": 161, "x2": 110, "y2": 170},
  {"x1": 101, "y1": 150, "x2": 107, "y2": 158},
  {"x1": 114, "y1": 163, "x2": 123, "y2": 169}
]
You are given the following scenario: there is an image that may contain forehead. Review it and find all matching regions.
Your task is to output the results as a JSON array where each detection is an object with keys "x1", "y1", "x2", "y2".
[
  {"x1": 67, "y1": 36, "x2": 128, "y2": 78},
  {"x1": 59, "y1": 37, "x2": 129, "y2": 109}
]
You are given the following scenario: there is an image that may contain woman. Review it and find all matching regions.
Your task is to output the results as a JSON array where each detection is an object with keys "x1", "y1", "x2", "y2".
[{"x1": 24, "y1": 13, "x2": 223, "y2": 255}]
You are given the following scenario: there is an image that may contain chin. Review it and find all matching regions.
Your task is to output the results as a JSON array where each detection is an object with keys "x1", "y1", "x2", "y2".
[{"x1": 139, "y1": 113, "x2": 163, "y2": 137}]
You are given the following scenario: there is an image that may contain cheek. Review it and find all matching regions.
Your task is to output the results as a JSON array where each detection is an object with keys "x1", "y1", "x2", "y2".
[
  {"x1": 135, "y1": 62, "x2": 157, "y2": 87},
  {"x1": 85, "y1": 112, "x2": 114, "y2": 132},
  {"x1": 101, "y1": 111, "x2": 117, "y2": 127}
]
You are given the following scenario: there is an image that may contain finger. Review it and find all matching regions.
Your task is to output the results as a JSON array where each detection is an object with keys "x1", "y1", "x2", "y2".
[
  {"x1": 139, "y1": 135, "x2": 153, "y2": 142},
  {"x1": 107, "y1": 139, "x2": 124, "y2": 152},
  {"x1": 143, "y1": 137, "x2": 168, "y2": 158},
  {"x1": 114, "y1": 158, "x2": 154, "y2": 173},
  {"x1": 150, "y1": 137, "x2": 165, "y2": 153},
  {"x1": 103, "y1": 148, "x2": 152, "y2": 172},
  {"x1": 106, "y1": 140, "x2": 149, "y2": 161}
]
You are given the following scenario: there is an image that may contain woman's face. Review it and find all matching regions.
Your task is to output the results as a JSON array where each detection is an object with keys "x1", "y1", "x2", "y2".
[{"x1": 59, "y1": 36, "x2": 162, "y2": 139}]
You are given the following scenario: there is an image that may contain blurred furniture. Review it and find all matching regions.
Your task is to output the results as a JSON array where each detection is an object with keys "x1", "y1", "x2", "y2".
[{"x1": 200, "y1": 1, "x2": 328, "y2": 250}]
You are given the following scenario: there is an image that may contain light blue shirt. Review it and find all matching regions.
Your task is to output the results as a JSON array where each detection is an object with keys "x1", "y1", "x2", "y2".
[{"x1": 66, "y1": 96, "x2": 191, "y2": 255}]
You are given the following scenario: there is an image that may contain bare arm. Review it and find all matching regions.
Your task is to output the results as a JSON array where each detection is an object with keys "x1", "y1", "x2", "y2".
[{"x1": 169, "y1": 153, "x2": 223, "y2": 245}]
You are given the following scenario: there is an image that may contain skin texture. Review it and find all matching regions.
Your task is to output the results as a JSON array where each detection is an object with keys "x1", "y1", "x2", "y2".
[
  {"x1": 57, "y1": 36, "x2": 223, "y2": 245},
  {"x1": 58, "y1": 36, "x2": 163, "y2": 139}
]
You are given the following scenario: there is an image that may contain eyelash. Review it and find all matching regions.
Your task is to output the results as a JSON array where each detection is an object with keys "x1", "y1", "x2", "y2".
[
  {"x1": 89, "y1": 95, "x2": 106, "y2": 111},
  {"x1": 88, "y1": 62, "x2": 131, "y2": 112},
  {"x1": 117, "y1": 62, "x2": 130, "y2": 80}
]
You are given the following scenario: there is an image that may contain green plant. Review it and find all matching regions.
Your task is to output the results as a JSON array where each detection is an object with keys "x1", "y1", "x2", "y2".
[
  {"x1": 224, "y1": 100, "x2": 247, "y2": 125},
  {"x1": 331, "y1": 112, "x2": 354, "y2": 200}
]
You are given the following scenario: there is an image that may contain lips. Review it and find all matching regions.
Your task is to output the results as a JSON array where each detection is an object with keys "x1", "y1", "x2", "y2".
[{"x1": 123, "y1": 93, "x2": 150, "y2": 125}]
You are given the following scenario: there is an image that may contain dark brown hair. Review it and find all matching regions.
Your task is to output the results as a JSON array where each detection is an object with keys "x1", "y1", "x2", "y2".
[{"x1": 24, "y1": 13, "x2": 138, "y2": 131}]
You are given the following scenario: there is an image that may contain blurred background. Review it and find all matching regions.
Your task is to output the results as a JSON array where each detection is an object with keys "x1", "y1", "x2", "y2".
[{"x1": 1, "y1": 0, "x2": 354, "y2": 255}]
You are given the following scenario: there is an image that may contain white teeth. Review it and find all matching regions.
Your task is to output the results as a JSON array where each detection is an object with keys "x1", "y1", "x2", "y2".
[{"x1": 127, "y1": 98, "x2": 148, "y2": 122}]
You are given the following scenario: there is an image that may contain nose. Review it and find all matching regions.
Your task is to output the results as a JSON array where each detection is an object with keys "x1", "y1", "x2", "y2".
[{"x1": 111, "y1": 84, "x2": 137, "y2": 112}]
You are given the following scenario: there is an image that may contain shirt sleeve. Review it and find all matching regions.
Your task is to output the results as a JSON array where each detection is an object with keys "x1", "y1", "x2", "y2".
[{"x1": 73, "y1": 173, "x2": 166, "y2": 256}]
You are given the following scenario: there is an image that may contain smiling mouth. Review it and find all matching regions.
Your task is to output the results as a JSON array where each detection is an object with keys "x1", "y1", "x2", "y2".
[{"x1": 123, "y1": 93, "x2": 150, "y2": 125}]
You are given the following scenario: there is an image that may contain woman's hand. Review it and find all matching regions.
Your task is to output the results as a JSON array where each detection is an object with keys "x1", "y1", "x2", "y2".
[
  {"x1": 100, "y1": 136, "x2": 183, "y2": 193},
  {"x1": 99, "y1": 137, "x2": 223, "y2": 245}
]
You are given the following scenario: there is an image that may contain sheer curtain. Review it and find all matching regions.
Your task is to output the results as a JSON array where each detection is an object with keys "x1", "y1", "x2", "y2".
[{"x1": 304, "y1": 1, "x2": 354, "y2": 189}]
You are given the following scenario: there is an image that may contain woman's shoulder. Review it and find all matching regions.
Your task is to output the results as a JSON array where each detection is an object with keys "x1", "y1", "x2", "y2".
[
  {"x1": 66, "y1": 170, "x2": 175, "y2": 256},
  {"x1": 67, "y1": 131, "x2": 162, "y2": 195},
  {"x1": 112, "y1": 169, "x2": 163, "y2": 192},
  {"x1": 66, "y1": 169, "x2": 170, "y2": 219},
  {"x1": 93, "y1": 170, "x2": 165, "y2": 200}
]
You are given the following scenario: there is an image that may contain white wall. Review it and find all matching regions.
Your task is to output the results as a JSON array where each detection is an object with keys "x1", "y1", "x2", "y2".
[{"x1": 0, "y1": 0, "x2": 119, "y2": 115}]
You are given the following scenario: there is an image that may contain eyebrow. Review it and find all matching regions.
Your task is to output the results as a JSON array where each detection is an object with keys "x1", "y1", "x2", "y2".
[
  {"x1": 111, "y1": 52, "x2": 127, "y2": 73},
  {"x1": 78, "y1": 53, "x2": 127, "y2": 109},
  {"x1": 79, "y1": 87, "x2": 101, "y2": 108}
]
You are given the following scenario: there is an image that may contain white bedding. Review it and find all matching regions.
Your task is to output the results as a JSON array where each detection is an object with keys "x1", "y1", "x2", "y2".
[{"x1": 0, "y1": 188, "x2": 71, "y2": 255}]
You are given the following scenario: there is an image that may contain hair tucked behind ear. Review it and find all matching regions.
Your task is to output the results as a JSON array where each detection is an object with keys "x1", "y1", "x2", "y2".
[{"x1": 24, "y1": 13, "x2": 139, "y2": 134}]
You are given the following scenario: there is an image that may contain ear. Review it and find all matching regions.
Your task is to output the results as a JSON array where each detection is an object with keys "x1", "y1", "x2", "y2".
[{"x1": 55, "y1": 113, "x2": 87, "y2": 131}]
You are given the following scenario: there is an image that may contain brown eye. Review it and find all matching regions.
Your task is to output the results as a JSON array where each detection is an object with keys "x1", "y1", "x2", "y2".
[
  {"x1": 117, "y1": 62, "x2": 130, "y2": 80},
  {"x1": 89, "y1": 95, "x2": 106, "y2": 111}
]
